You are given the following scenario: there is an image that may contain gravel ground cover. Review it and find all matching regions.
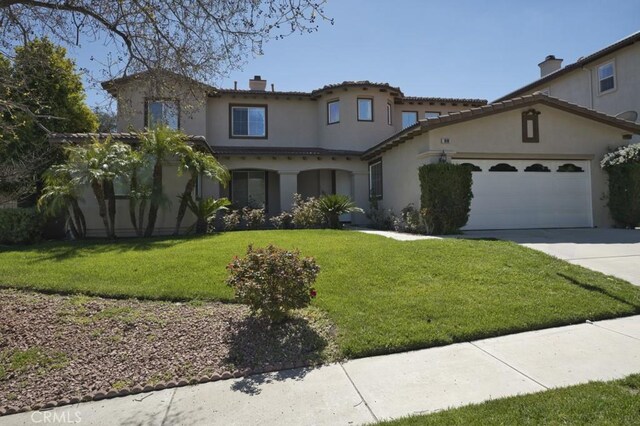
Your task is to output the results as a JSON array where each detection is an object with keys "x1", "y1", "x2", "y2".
[{"x1": 0, "y1": 289, "x2": 338, "y2": 411}]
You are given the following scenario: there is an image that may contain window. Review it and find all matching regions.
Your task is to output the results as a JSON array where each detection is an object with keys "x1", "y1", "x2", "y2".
[
  {"x1": 230, "y1": 105, "x2": 267, "y2": 138},
  {"x1": 524, "y1": 163, "x2": 550, "y2": 172},
  {"x1": 598, "y1": 62, "x2": 615, "y2": 93},
  {"x1": 424, "y1": 111, "x2": 440, "y2": 119},
  {"x1": 489, "y1": 163, "x2": 518, "y2": 172},
  {"x1": 402, "y1": 111, "x2": 418, "y2": 128},
  {"x1": 386, "y1": 103, "x2": 392, "y2": 125},
  {"x1": 113, "y1": 156, "x2": 154, "y2": 197},
  {"x1": 369, "y1": 160, "x2": 383, "y2": 199},
  {"x1": 460, "y1": 163, "x2": 482, "y2": 172},
  {"x1": 146, "y1": 100, "x2": 179, "y2": 129},
  {"x1": 231, "y1": 171, "x2": 266, "y2": 208},
  {"x1": 357, "y1": 98, "x2": 373, "y2": 121},
  {"x1": 327, "y1": 100, "x2": 340, "y2": 124},
  {"x1": 522, "y1": 109, "x2": 540, "y2": 143},
  {"x1": 557, "y1": 163, "x2": 584, "y2": 173}
]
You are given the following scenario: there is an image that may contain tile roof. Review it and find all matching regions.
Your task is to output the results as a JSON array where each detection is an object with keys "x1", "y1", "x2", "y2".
[
  {"x1": 398, "y1": 96, "x2": 487, "y2": 105},
  {"x1": 48, "y1": 132, "x2": 213, "y2": 154},
  {"x1": 213, "y1": 89, "x2": 313, "y2": 98},
  {"x1": 362, "y1": 93, "x2": 640, "y2": 160},
  {"x1": 494, "y1": 31, "x2": 640, "y2": 102},
  {"x1": 310, "y1": 81, "x2": 404, "y2": 96},
  {"x1": 211, "y1": 146, "x2": 363, "y2": 157}
]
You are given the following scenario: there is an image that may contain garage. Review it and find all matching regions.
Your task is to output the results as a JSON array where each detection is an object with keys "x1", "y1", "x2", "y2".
[{"x1": 453, "y1": 159, "x2": 593, "y2": 230}]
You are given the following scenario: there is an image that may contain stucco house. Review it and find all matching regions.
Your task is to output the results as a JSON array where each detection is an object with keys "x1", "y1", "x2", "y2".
[{"x1": 51, "y1": 32, "x2": 640, "y2": 235}]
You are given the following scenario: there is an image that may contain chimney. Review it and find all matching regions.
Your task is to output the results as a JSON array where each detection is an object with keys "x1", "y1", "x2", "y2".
[
  {"x1": 249, "y1": 75, "x2": 267, "y2": 91},
  {"x1": 233, "y1": 81, "x2": 237, "y2": 90},
  {"x1": 538, "y1": 55, "x2": 563, "y2": 78}
]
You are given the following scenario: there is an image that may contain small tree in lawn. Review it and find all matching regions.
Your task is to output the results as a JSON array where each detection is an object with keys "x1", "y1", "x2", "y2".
[
  {"x1": 38, "y1": 167, "x2": 87, "y2": 239},
  {"x1": 55, "y1": 137, "x2": 131, "y2": 238},
  {"x1": 174, "y1": 146, "x2": 230, "y2": 234},
  {"x1": 226, "y1": 245, "x2": 320, "y2": 323}
]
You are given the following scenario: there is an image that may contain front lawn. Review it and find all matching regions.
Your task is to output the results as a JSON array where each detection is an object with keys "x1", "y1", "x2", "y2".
[
  {"x1": 379, "y1": 374, "x2": 640, "y2": 425},
  {"x1": 1, "y1": 230, "x2": 639, "y2": 357}
]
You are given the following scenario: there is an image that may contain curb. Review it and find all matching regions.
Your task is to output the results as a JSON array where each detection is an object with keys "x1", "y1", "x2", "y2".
[{"x1": 0, "y1": 360, "x2": 311, "y2": 416}]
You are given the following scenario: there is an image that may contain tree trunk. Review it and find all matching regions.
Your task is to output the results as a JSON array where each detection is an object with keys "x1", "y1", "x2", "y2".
[
  {"x1": 90, "y1": 179, "x2": 111, "y2": 238},
  {"x1": 70, "y1": 199, "x2": 86, "y2": 238},
  {"x1": 174, "y1": 173, "x2": 197, "y2": 235},
  {"x1": 195, "y1": 217, "x2": 207, "y2": 235},
  {"x1": 137, "y1": 198, "x2": 146, "y2": 237},
  {"x1": 144, "y1": 160, "x2": 163, "y2": 237},
  {"x1": 104, "y1": 179, "x2": 116, "y2": 238},
  {"x1": 66, "y1": 210, "x2": 80, "y2": 239},
  {"x1": 128, "y1": 171, "x2": 139, "y2": 236}
]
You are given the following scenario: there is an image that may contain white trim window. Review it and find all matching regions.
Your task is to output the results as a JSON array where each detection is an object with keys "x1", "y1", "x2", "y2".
[
  {"x1": 598, "y1": 62, "x2": 615, "y2": 94},
  {"x1": 327, "y1": 100, "x2": 340, "y2": 124},
  {"x1": 369, "y1": 160, "x2": 383, "y2": 200},
  {"x1": 424, "y1": 111, "x2": 440, "y2": 119},
  {"x1": 147, "y1": 100, "x2": 178, "y2": 129},
  {"x1": 357, "y1": 98, "x2": 373, "y2": 121},
  {"x1": 386, "y1": 103, "x2": 392, "y2": 125}
]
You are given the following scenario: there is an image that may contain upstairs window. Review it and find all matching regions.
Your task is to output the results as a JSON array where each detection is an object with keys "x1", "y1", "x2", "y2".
[
  {"x1": 231, "y1": 105, "x2": 267, "y2": 138},
  {"x1": 146, "y1": 100, "x2": 179, "y2": 129},
  {"x1": 327, "y1": 100, "x2": 340, "y2": 124},
  {"x1": 369, "y1": 160, "x2": 383, "y2": 199},
  {"x1": 425, "y1": 111, "x2": 440, "y2": 119},
  {"x1": 402, "y1": 111, "x2": 418, "y2": 128},
  {"x1": 386, "y1": 103, "x2": 392, "y2": 125},
  {"x1": 358, "y1": 98, "x2": 373, "y2": 121},
  {"x1": 598, "y1": 62, "x2": 615, "y2": 93}
]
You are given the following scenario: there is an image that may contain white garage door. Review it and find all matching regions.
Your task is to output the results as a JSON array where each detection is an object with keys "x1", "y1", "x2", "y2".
[{"x1": 453, "y1": 159, "x2": 593, "y2": 230}]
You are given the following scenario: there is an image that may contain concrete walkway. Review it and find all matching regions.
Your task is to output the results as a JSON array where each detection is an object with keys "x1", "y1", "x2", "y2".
[
  {"x1": 356, "y1": 229, "x2": 440, "y2": 241},
  {"x1": 5, "y1": 315, "x2": 640, "y2": 425},
  {"x1": 463, "y1": 228, "x2": 640, "y2": 286}
]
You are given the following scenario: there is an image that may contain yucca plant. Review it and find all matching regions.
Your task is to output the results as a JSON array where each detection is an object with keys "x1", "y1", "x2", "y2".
[
  {"x1": 183, "y1": 195, "x2": 231, "y2": 234},
  {"x1": 317, "y1": 194, "x2": 364, "y2": 229}
]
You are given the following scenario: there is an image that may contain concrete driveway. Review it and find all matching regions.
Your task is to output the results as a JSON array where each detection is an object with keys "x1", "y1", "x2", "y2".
[{"x1": 462, "y1": 228, "x2": 640, "y2": 286}]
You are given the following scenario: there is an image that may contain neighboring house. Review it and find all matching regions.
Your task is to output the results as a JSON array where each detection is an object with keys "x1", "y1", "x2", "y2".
[
  {"x1": 50, "y1": 32, "x2": 640, "y2": 235},
  {"x1": 495, "y1": 31, "x2": 640, "y2": 124}
]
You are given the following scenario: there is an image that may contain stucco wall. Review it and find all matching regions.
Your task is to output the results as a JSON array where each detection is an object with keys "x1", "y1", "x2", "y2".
[{"x1": 377, "y1": 103, "x2": 631, "y2": 227}]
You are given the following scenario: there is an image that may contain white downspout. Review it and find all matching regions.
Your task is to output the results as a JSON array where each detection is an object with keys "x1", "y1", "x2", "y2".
[{"x1": 582, "y1": 66, "x2": 594, "y2": 109}]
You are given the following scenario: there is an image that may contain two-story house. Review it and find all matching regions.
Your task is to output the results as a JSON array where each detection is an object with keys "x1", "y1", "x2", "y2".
[{"x1": 50, "y1": 32, "x2": 640, "y2": 236}]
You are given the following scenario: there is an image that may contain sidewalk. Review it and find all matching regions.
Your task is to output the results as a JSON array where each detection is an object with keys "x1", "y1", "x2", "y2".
[{"x1": 4, "y1": 315, "x2": 640, "y2": 425}]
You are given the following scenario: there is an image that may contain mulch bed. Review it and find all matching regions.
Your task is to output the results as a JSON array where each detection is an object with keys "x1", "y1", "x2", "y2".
[{"x1": 0, "y1": 288, "x2": 339, "y2": 413}]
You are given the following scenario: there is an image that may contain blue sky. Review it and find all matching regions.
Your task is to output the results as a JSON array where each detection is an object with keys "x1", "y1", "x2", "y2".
[{"x1": 73, "y1": 0, "x2": 640, "y2": 108}]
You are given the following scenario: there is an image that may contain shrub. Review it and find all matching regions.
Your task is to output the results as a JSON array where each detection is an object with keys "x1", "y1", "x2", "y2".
[
  {"x1": 418, "y1": 163, "x2": 473, "y2": 235},
  {"x1": 223, "y1": 209, "x2": 241, "y2": 231},
  {"x1": 291, "y1": 193, "x2": 323, "y2": 229},
  {"x1": 366, "y1": 199, "x2": 394, "y2": 230},
  {"x1": 270, "y1": 211, "x2": 294, "y2": 229},
  {"x1": 601, "y1": 143, "x2": 640, "y2": 169},
  {"x1": 317, "y1": 194, "x2": 364, "y2": 229},
  {"x1": 392, "y1": 203, "x2": 425, "y2": 234},
  {"x1": 0, "y1": 208, "x2": 44, "y2": 244},
  {"x1": 242, "y1": 207, "x2": 266, "y2": 230},
  {"x1": 226, "y1": 245, "x2": 320, "y2": 322},
  {"x1": 605, "y1": 164, "x2": 640, "y2": 227}
]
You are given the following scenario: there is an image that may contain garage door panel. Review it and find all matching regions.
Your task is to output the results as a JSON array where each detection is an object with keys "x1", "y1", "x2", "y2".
[{"x1": 454, "y1": 160, "x2": 592, "y2": 230}]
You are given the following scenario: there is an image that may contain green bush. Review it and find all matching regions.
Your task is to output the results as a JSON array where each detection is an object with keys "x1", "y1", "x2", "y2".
[
  {"x1": 317, "y1": 194, "x2": 364, "y2": 229},
  {"x1": 606, "y1": 164, "x2": 640, "y2": 227},
  {"x1": 291, "y1": 193, "x2": 323, "y2": 229},
  {"x1": 270, "y1": 211, "x2": 294, "y2": 229},
  {"x1": 418, "y1": 163, "x2": 473, "y2": 235},
  {"x1": 241, "y1": 207, "x2": 266, "y2": 229},
  {"x1": 0, "y1": 208, "x2": 44, "y2": 244},
  {"x1": 226, "y1": 245, "x2": 320, "y2": 323}
]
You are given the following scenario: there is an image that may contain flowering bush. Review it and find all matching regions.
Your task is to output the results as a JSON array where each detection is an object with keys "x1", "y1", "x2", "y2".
[
  {"x1": 270, "y1": 211, "x2": 294, "y2": 229},
  {"x1": 392, "y1": 204, "x2": 426, "y2": 234},
  {"x1": 223, "y1": 209, "x2": 241, "y2": 231},
  {"x1": 601, "y1": 143, "x2": 640, "y2": 169},
  {"x1": 291, "y1": 193, "x2": 323, "y2": 228},
  {"x1": 242, "y1": 207, "x2": 265, "y2": 229},
  {"x1": 366, "y1": 199, "x2": 394, "y2": 230},
  {"x1": 226, "y1": 245, "x2": 320, "y2": 322}
]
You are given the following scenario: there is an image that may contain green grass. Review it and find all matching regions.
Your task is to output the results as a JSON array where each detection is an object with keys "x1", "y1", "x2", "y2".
[
  {"x1": 1, "y1": 230, "x2": 639, "y2": 357},
  {"x1": 0, "y1": 347, "x2": 69, "y2": 379},
  {"x1": 379, "y1": 374, "x2": 640, "y2": 425}
]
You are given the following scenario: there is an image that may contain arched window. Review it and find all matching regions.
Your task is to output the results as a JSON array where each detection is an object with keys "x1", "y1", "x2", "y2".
[
  {"x1": 489, "y1": 163, "x2": 518, "y2": 172},
  {"x1": 460, "y1": 163, "x2": 482, "y2": 172},
  {"x1": 557, "y1": 163, "x2": 584, "y2": 172},
  {"x1": 524, "y1": 163, "x2": 550, "y2": 172}
]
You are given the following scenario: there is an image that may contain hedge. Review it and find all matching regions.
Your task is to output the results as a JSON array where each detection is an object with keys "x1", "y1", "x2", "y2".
[
  {"x1": 0, "y1": 208, "x2": 44, "y2": 244},
  {"x1": 419, "y1": 163, "x2": 473, "y2": 235},
  {"x1": 606, "y1": 163, "x2": 640, "y2": 228}
]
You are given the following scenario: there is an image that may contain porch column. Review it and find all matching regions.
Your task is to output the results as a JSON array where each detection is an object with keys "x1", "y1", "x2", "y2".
[
  {"x1": 278, "y1": 171, "x2": 299, "y2": 213},
  {"x1": 351, "y1": 171, "x2": 370, "y2": 225}
]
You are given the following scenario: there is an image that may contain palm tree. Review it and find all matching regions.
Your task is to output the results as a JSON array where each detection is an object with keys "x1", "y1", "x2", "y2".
[
  {"x1": 174, "y1": 146, "x2": 230, "y2": 235},
  {"x1": 126, "y1": 150, "x2": 152, "y2": 237},
  {"x1": 138, "y1": 126, "x2": 187, "y2": 237},
  {"x1": 183, "y1": 196, "x2": 231, "y2": 234},
  {"x1": 317, "y1": 194, "x2": 364, "y2": 229},
  {"x1": 61, "y1": 136, "x2": 131, "y2": 238},
  {"x1": 38, "y1": 167, "x2": 86, "y2": 239}
]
